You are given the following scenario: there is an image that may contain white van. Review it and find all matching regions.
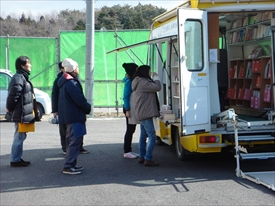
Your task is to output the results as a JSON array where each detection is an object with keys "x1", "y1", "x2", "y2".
[{"x1": 0, "y1": 69, "x2": 52, "y2": 120}]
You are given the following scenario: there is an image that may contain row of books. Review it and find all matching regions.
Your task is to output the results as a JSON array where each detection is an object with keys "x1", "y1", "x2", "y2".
[
  {"x1": 257, "y1": 24, "x2": 271, "y2": 38},
  {"x1": 230, "y1": 12, "x2": 272, "y2": 29},
  {"x1": 228, "y1": 26, "x2": 271, "y2": 44},
  {"x1": 227, "y1": 84, "x2": 271, "y2": 107},
  {"x1": 228, "y1": 59, "x2": 271, "y2": 79}
]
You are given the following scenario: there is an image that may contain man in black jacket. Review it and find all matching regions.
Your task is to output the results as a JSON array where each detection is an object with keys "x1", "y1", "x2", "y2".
[
  {"x1": 58, "y1": 58, "x2": 91, "y2": 175},
  {"x1": 6, "y1": 56, "x2": 37, "y2": 167}
]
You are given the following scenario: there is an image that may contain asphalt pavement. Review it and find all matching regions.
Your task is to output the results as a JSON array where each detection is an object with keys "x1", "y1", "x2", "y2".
[{"x1": 1, "y1": 116, "x2": 275, "y2": 205}]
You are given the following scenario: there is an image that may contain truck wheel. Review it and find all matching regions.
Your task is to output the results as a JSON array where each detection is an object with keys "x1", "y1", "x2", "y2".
[
  {"x1": 35, "y1": 103, "x2": 44, "y2": 121},
  {"x1": 174, "y1": 129, "x2": 193, "y2": 161}
]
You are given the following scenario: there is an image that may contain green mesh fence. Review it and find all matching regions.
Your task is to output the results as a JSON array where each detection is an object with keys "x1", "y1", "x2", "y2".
[
  {"x1": 0, "y1": 36, "x2": 58, "y2": 92},
  {"x1": 0, "y1": 30, "x2": 150, "y2": 108},
  {"x1": 60, "y1": 30, "x2": 149, "y2": 107}
]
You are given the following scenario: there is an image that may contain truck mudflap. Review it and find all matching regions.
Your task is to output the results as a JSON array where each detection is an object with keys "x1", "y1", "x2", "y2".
[{"x1": 239, "y1": 171, "x2": 275, "y2": 191}]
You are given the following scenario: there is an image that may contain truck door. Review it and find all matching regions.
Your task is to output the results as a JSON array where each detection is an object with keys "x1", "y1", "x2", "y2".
[{"x1": 177, "y1": 8, "x2": 210, "y2": 135}]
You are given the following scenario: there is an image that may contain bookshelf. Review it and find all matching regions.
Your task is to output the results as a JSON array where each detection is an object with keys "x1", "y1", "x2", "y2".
[
  {"x1": 228, "y1": 57, "x2": 273, "y2": 112},
  {"x1": 226, "y1": 11, "x2": 274, "y2": 116},
  {"x1": 169, "y1": 41, "x2": 181, "y2": 119}
]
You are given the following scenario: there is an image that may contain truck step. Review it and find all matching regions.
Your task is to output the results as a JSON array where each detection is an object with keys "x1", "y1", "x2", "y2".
[
  {"x1": 239, "y1": 152, "x2": 275, "y2": 160},
  {"x1": 238, "y1": 135, "x2": 275, "y2": 142}
]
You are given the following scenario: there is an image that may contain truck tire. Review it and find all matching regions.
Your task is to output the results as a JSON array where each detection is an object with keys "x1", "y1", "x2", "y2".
[
  {"x1": 36, "y1": 103, "x2": 44, "y2": 121},
  {"x1": 174, "y1": 128, "x2": 193, "y2": 161}
]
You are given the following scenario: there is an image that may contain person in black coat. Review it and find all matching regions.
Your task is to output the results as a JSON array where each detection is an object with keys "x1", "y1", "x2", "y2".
[
  {"x1": 58, "y1": 58, "x2": 91, "y2": 175},
  {"x1": 6, "y1": 56, "x2": 38, "y2": 167},
  {"x1": 51, "y1": 62, "x2": 89, "y2": 155}
]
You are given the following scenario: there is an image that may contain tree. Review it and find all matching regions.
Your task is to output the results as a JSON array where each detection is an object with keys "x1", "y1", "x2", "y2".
[
  {"x1": 73, "y1": 19, "x2": 86, "y2": 30},
  {"x1": 0, "y1": 4, "x2": 167, "y2": 37}
]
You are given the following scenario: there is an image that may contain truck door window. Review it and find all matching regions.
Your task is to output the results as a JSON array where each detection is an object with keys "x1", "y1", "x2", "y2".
[{"x1": 185, "y1": 20, "x2": 203, "y2": 71}]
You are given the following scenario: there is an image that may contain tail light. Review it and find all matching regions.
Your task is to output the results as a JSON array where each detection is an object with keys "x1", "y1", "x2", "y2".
[{"x1": 199, "y1": 135, "x2": 219, "y2": 143}]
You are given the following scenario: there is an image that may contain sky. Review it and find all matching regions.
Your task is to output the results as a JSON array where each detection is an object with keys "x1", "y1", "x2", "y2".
[{"x1": 0, "y1": 0, "x2": 183, "y2": 19}]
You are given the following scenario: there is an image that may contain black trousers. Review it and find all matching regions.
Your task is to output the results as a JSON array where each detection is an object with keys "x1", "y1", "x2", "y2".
[{"x1": 123, "y1": 109, "x2": 136, "y2": 153}]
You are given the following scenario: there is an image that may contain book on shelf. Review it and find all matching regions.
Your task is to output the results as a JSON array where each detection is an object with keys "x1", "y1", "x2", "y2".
[
  {"x1": 252, "y1": 60, "x2": 261, "y2": 72},
  {"x1": 237, "y1": 88, "x2": 245, "y2": 99},
  {"x1": 248, "y1": 46, "x2": 262, "y2": 59},
  {"x1": 264, "y1": 60, "x2": 271, "y2": 78},
  {"x1": 238, "y1": 66, "x2": 245, "y2": 78},
  {"x1": 261, "y1": 12, "x2": 271, "y2": 21},
  {"x1": 249, "y1": 15, "x2": 256, "y2": 24},
  {"x1": 255, "y1": 13, "x2": 263, "y2": 23},
  {"x1": 255, "y1": 76, "x2": 261, "y2": 87},
  {"x1": 250, "y1": 96, "x2": 261, "y2": 108},
  {"x1": 227, "y1": 88, "x2": 236, "y2": 99},
  {"x1": 243, "y1": 88, "x2": 252, "y2": 100},
  {"x1": 245, "y1": 28, "x2": 253, "y2": 41},
  {"x1": 228, "y1": 66, "x2": 237, "y2": 78},
  {"x1": 242, "y1": 16, "x2": 248, "y2": 26},
  {"x1": 264, "y1": 84, "x2": 271, "y2": 102},
  {"x1": 245, "y1": 62, "x2": 252, "y2": 78},
  {"x1": 234, "y1": 65, "x2": 237, "y2": 78},
  {"x1": 251, "y1": 90, "x2": 261, "y2": 109}
]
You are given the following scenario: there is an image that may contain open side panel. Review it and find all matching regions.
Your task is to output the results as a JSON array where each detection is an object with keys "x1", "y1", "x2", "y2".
[{"x1": 177, "y1": 8, "x2": 210, "y2": 135}]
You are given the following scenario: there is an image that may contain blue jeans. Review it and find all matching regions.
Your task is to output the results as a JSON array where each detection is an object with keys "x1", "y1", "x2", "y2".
[
  {"x1": 139, "y1": 118, "x2": 156, "y2": 161},
  {"x1": 10, "y1": 123, "x2": 27, "y2": 162}
]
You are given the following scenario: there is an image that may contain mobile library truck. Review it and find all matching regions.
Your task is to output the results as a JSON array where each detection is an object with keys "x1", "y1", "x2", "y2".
[{"x1": 108, "y1": 0, "x2": 275, "y2": 191}]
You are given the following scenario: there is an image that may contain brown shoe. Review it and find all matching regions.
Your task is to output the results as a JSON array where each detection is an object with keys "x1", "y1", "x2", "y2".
[
  {"x1": 138, "y1": 158, "x2": 145, "y2": 164},
  {"x1": 144, "y1": 160, "x2": 159, "y2": 167}
]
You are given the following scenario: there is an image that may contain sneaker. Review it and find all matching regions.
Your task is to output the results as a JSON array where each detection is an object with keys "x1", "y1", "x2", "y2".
[
  {"x1": 124, "y1": 152, "x2": 138, "y2": 159},
  {"x1": 74, "y1": 166, "x2": 84, "y2": 171},
  {"x1": 63, "y1": 168, "x2": 81, "y2": 175},
  {"x1": 144, "y1": 160, "x2": 159, "y2": 167},
  {"x1": 10, "y1": 159, "x2": 30, "y2": 167},
  {"x1": 138, "y1": 157, "x2": 145, "y2": 164},
  {"x1": 131, "y1": 152, "x2": 139, "y2": 157},
  {"x1": 80, "y1": 148, "x2": 89, "y2": 154},
  {"x1": 62, "y1": 151, "x2": 66, "y2": 155}
]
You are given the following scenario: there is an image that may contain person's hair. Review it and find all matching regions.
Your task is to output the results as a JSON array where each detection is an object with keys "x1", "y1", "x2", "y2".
[
  {"x1": 58, "y1": 61, "x2": 63, "y2": 70},
  {"x1": 15, "y1": 56, "x2": 30, "y2": 70},
  {"x1": 122, "y1": 62, "x2": 138, "y2": 80},
  {"x1": 134, "y1": 65, "x2": 152, "y2": 80}
]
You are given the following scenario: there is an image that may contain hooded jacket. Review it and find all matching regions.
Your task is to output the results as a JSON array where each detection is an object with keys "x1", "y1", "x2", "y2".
[
  {"x1": 57, "y1": 73, "x2": 91, "y2": 124},
  {"x1": 131, "y1": 76, "x2": 161, "y2": 121}
]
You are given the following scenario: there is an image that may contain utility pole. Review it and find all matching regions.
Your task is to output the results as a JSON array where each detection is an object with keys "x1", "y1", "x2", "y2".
[{"x1": 85, "y1": 0, "x2": 94, "y2": 116}]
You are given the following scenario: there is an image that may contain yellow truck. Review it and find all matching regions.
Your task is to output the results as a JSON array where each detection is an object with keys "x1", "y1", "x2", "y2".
[{"x1": 108, "y1": 0, "x2": 275, "y2": 191}]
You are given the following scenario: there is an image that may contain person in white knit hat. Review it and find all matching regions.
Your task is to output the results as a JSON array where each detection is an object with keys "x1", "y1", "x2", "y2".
[
  {"x1": 62, "y1": 58, "x2": 78, "y2": 73},
  {"x1": 58, "y1": 58, "x2": 91, "y2": 175}
]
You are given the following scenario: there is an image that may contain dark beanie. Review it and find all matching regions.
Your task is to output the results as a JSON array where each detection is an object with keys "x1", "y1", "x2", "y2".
[{"x1": 122, "y1": 63, "x2": 138, "y2": 77}]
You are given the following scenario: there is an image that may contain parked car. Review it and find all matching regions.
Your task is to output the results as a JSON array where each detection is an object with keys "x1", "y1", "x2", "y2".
[{"x1": 0, "y1": 69, "x2": 52, "y2": 120}]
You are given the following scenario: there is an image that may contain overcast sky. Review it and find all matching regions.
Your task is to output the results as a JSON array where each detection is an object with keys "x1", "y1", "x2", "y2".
[{"x1": 0, "y1": 0, "x2": 182, "y2": 19}]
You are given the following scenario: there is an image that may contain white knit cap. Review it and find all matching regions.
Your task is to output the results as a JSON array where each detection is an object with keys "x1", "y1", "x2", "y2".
[{"x1": 62, "y1": 58, "x2": 78, "y2": 73}]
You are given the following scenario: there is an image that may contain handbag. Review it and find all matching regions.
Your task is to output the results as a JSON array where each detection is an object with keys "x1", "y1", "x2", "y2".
[
  {"x1": 18, "y1": 122, "x2": 35, "y2": 132},
  {"x1": 5, "y1": 112, "x2": 13, "y2": 122}
]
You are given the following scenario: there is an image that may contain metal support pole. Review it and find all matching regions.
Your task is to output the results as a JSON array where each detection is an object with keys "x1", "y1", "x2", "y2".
[
  {"x1": 85, "y1": 0, "x2": 94, "y2": 117},
  {"x1": 233, "y1": 114, "x2": 241, "y2": 177},
  {"x1": 5, "y1": 35, "x2": 9, "y2": 70},
  {"x1": 115, "y1": 29, "x2": 119, "y2": 117}
]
